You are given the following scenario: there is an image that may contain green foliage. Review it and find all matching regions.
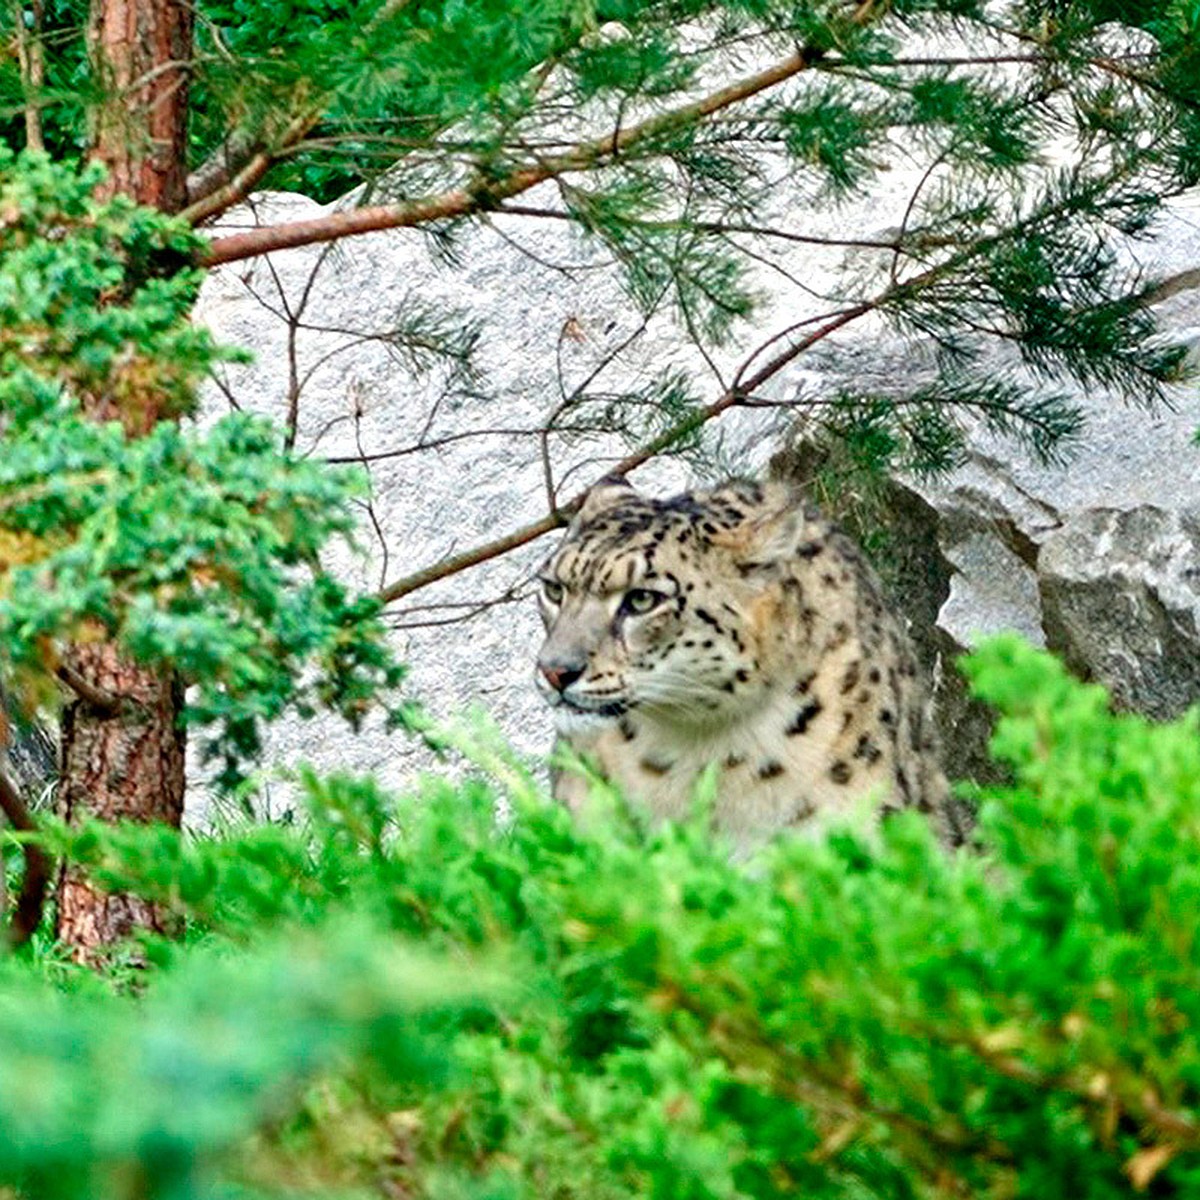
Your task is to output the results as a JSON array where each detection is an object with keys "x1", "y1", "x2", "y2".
[
  {"x1": 903, "y1": 77, "x2": 1035, "y2": 170},
  {"x1": 819, "y1": 372, "x2": 1085, "y2": 482},
  {"x1": 0, "y1": 149, "x2": 218, "y2": 428},
  {"x1": 14, "y1": 640, "x2": 1200, "y2": 1199},
  {"x1": 0, "y1": 1, "x2": 90, "y2": 161},
  {"x1": 777, "y1": 85, "x2": 880, "y2": 194},
  {"x1": 189, "y1": 0, "x2": 600, "y2": 200},
  {"x1": 0, "y1": 914, "x2": 487, "y2": 1200},
  {"x1": 0, "y1": 152, "x2": 405, "y2": 786}
]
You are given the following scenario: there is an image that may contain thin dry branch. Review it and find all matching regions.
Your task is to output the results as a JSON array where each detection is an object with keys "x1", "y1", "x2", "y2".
[
  {"x1": 56, "y1": 664, "x2": 122, "y2": 714},
  {"x1": 374, "y1": 299, "x2": 871, "y2": 605},
  {"x1": 185, "y1": 127, "x2": 260, "y2": 207},
  {"x1": 11, "y1": 0, "x2": 45, "y2": 151},
  {"x1": 496, "y1": 204, "x2": 914, "y2": 253},
  {"x1": 182, "y1": 111, "x2": 322, "y2": 224}
]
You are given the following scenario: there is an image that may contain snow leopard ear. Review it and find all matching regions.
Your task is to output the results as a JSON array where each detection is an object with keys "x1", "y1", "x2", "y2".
[
  {"x1": 574, "y1": 475, "x2": 638, "y2": 526},
  {"x1": 734, "y1": 492, "x2": 823, "y2": 569}
]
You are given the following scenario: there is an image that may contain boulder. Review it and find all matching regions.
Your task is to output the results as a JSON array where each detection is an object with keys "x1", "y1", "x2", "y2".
[{"x1": 1040, "y1": 506, "x2": 1200, "y2": 720}]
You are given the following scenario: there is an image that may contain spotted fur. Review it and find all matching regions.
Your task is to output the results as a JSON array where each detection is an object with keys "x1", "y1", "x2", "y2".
[{"x1": 534, "y1": 476, "x2": 965, "y2": 852}]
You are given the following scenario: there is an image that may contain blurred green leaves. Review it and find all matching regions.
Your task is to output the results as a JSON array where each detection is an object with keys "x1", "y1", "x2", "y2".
[
  {"x1": 16, "y1": 639, "x2": 1200, "y2": 1199},
  {"x1": 0, "y1": 915, "x2": 487, "y2": 1200}
]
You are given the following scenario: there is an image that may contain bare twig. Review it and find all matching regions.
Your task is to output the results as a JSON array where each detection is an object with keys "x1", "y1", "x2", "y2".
[
  {"x1": 56, "y1": 664, "x2": 121, "y2": 714},
  {"x1": 890, "y1": 149, "x2": 948, "y2": 287},
  {"x1": 374, "y1": 299, "x2": 872, "y2": 605},
  {"x1": 496, "y1": 204, "x2": 918, "y2": 253},
  {"x1": 324, "y1": 425, "x2": 581, "y2": 465},
  {"x1": 389, "y1": 583, "x2": 527, "y2": 630},
  {"x1": 11, "y1": 0, "x2": 45, "y2": 151},
  {"x1": 277, "y1": 240, "x2": 338, "y2": 451},
  {"x1": 0, "y1": 769, "x2": 51, "y2": 948},
  {"x1": 350, "y1": 386, "x2": 392, "y2": 589}
]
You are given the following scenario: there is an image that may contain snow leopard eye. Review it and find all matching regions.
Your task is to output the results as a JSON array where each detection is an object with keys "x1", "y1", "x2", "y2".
[
  {"x1": 541, "y1": 578, "x2": 565, "y2": 605},
  {"x1": 620, "y1": 587, "x2": 666, "y2": 616}
]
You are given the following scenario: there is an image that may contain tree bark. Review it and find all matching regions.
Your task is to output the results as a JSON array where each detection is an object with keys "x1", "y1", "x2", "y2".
[
  {"x1": 55, "y1": 0, "x2": 193, "y2": 964},
  {"x1": 88, "y1": 0, "x2": 192, "y2": 213},
  {"x1": 56, "y1": 645, "x2": 185, "y2": 959}
]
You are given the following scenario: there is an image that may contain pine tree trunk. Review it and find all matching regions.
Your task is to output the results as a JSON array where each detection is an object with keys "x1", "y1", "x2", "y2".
[
  {"x1": 55, "y1": 0, "x2": 193, "y2": 964},
  {"x1": 56, "y1": 646, "x2": 186, "y2": 957},
  {"x1": 88, "y1": 0, "x2": 193, "y2": 216}
]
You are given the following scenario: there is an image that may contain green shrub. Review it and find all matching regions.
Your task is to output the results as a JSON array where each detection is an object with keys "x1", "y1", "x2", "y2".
[
  {"x1": 0, "y1": 915, "x2": 489, "y2": 1200},
  {"x1": 0, "y1": 150, "x2": 406, "y2": 791},
  {"x1": 4, "y1": 636, "x2": 1200, "y2": 1198}
]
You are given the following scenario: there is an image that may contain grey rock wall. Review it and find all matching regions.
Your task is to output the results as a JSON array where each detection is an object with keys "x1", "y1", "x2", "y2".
[{"x1": 1039, "y1": 506, "x2": 1199, "y2": 719}]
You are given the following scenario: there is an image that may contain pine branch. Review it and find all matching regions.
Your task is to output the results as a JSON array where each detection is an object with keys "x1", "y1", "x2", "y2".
[
  {"x1": 373, "y1": 143, "x2": 1173, "y2": 606},
  {"x1": 201, "y1": 43, "x2": 833, "y2": 266},
  {"x1": 374, "y1": 301, "x2": 870, "y2": 605},
  {"x1": 182, "y1": 111, "x2": 322, "y2": 224}
]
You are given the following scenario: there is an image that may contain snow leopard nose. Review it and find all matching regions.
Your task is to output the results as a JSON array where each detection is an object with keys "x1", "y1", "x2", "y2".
[{"x1": 539, "y1": 659, "x2": 585, "y2": 693}]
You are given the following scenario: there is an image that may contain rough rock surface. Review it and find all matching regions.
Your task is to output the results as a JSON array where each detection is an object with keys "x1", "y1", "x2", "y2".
[{"x1": 1039, "y1": 506, "x2": 1200, "y2": 719}]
